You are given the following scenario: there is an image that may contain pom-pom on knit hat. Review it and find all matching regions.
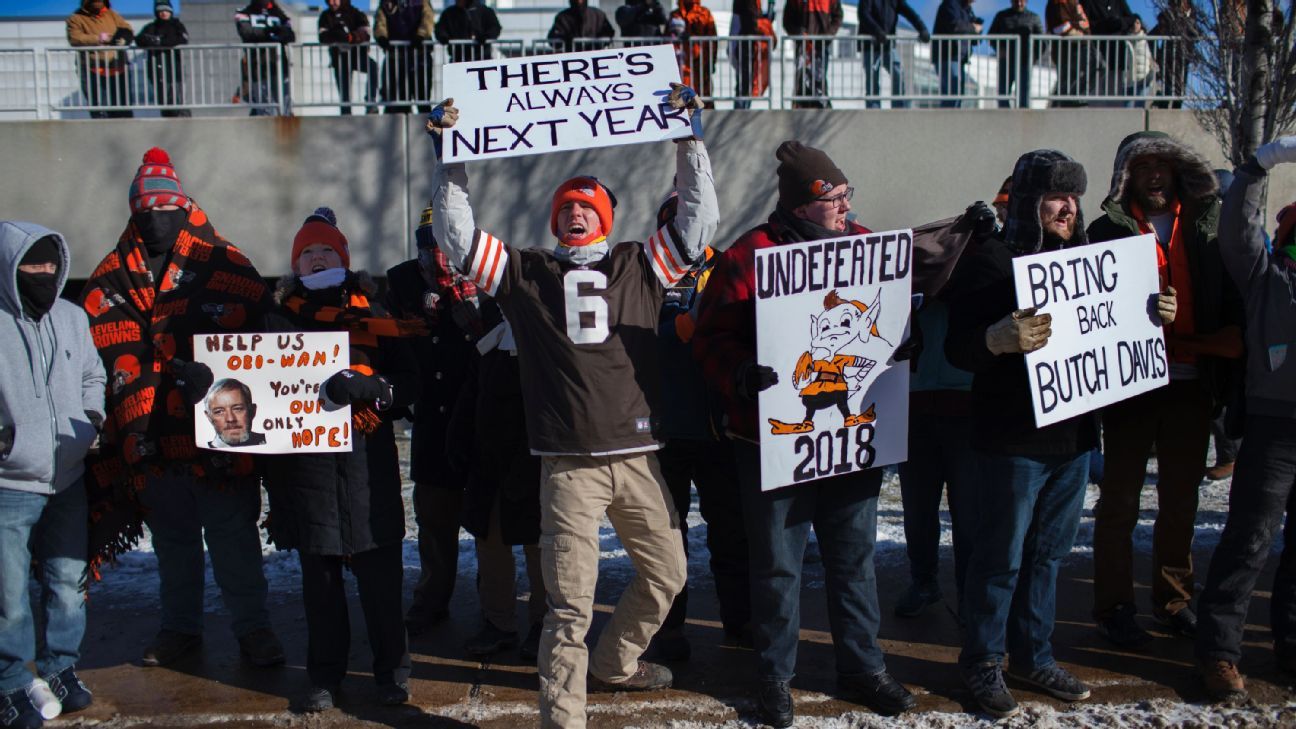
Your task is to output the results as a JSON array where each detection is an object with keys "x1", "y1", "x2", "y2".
[{"x1": 129, "y1": 147, "x2": 191, "y2": 214}]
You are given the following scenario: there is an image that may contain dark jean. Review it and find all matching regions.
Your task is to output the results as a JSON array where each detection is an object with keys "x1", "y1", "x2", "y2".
[
  {"x1": 937, "y1": 59, "x2": 966, "y2": 108},
  {"x1": 960, "y1": 450, "x2": 1088, "y2": 671},
  {"x1": 0, "y1": 480, "x2": 87, "y2": 693},
  {"x1": 1197, "y1": 415, "x2": 1296, "y2": 664},
  {"x1": 898, "y1": 411, "x2": 975, "y2": 599},
  {"x1": 139, "y1": 473, "x2": 269, "y2": 637},
  {"x1": 411, "y1": 481, "x2": 463, "y2": 615},
  {"x1": 734, "y1": 440, "x2": 885, "y2": 681},
  {"x1": 862, "y1": 42, "x2": 908, "y2": 109},
  {"x1": 658, "y1": 438, "x2": 751, "y2": 635},
  {"x1": 299, "y1": 542, "x2": 411, "y2": 687}
]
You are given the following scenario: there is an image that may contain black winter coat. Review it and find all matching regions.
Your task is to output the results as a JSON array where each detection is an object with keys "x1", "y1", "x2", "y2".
[
  {"x1": 262, "y1": 281, "x2": 421, "y2": 556},
  {"x1": 318, "y1": 1, "x2": 372, "y2": 68},
  {"x1": 384, "y1": 260, "x2": 476, "y2": 488},
  {"x1": 547, "y1": 5, "x2": 615, "y2": 47},
  {"x1": 435, "y1": 1, "x2": 502, "y2": 62},
  {"x1": 136, "y1": 17, "x2": 188, "y2": 49}
]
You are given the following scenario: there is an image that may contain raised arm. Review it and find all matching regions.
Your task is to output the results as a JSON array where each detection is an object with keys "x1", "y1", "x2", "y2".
[{"x1": 1220, "y1": 137, "x2": 1296, "y2": 292}]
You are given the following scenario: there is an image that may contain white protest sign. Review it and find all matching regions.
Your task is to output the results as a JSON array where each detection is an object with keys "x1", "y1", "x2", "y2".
[
  {"x1": 440, "y1": 44, "x2": 691, "y2": 162},
  {"x1": 192, "y1": 332, "x2": 353, "y2": 454},
  {"x1": 755, "y1": 230, "x2": 914, "y2": 492},
  {"x1": 1013, "y1": 234, "x2": 1168, "y2": 428}
]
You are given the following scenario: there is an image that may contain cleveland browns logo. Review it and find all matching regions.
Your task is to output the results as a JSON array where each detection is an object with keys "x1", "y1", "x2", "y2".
[
  {"x1": 159, "y1": 263, "x2": 196, "y2": 293},
  {"x1": 152, "y1": 332, "x2": 177, "y2": 361},
  {"x1": 84, "y1": 288, "x2": 126, "y2": 318},
  {"x1": 112, "y1": 354, "x2": 141, "y2": 394},
  {"x1": 201, "y1": 302, "x2": 247, "y2": 329}
]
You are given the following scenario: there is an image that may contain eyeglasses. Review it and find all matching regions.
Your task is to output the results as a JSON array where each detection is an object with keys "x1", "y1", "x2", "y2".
[{"x1": 816, "y1": 187, "x2": 854, "y2": 206}]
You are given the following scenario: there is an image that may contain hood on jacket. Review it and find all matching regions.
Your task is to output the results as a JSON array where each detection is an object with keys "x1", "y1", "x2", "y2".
[
  {"x1": 0, "y1": 221, "x2": 70, "y2": 318},
  {"x1": 80, "y1": 0, "x2": 111, "y2": 11},
  {"x1": 1003, "y1": 149, "x2": 1088, "y2": 254},
  {"x1": 1107, "y1": 130, "x2": 1218, "y2": 207}
]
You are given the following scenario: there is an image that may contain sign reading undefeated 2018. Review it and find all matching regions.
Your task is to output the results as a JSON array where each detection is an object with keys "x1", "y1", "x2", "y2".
[
  {"x1": 754, "y1": 230, "x2": 914, "y2": 492},
  {"x1": 440, "y1": 45, "x2": 691, "y2": 162},
  {"x1": 192, "y1": 331, "x2": 353, "y2": 454},
  {"x1": 1012, "y1": 234, "x2": 1169, "y2": 428}
]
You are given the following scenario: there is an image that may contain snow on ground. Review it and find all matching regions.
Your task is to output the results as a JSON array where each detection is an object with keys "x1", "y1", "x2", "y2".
[{"x1": 88, "y1": 437, "x2": 1287, "y2": 727}]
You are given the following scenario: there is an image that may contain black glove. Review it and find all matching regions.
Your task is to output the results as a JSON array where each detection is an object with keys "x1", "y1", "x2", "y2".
[
  {"x1": 377, "y1": 37, "x2": 392, "y2": 50},
  {"x1": 171, "y1": 358, "x2": 214, "y2": 406},
  {"x1": 324, "y1": 369, "x2": 393, "y2": 409},
  {"x1": 918, "y1": 30, "x2": 931, "y2": 43},
  {"x1": 736, "y1": 360, "x2": 779, "y2": 401},
  {"x1": 872, "y1": 32, "x2": 887, "y2": 45},
  {"x1": 966, "y1": 200, "x2": 998, "y2": 240},
  {"x1": 86, "y1": 410, "x2": 104, "y2": 432},
  {"x1": 450, "y1": 298, "x2": 484, "y2": 337}
]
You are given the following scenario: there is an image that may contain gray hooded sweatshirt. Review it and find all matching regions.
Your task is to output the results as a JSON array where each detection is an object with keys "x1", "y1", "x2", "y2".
[{"x1": 0, "y1": 221, "x2": 106, "y2": 495}]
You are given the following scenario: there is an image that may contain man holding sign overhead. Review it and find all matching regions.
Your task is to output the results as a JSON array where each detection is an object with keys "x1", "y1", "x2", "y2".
[{"x1": 425, "y1": 78, "x2": 714, "y2": 729}]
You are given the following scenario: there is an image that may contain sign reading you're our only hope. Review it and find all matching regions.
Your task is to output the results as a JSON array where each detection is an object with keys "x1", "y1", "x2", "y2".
[
  {"x1": 1013, "y1": 233, "x2": 1169, "y2": 428},
  {"x1": 440, "y1": 45, "x2": 692, "y2": 162}
]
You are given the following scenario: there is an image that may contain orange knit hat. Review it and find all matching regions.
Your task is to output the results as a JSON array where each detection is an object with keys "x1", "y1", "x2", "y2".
[
  {"x1": 291, "y1": 207, "x2": 350, "y2": 269},
  {"x1": 550, "y1": 177, "x2": 616, "y2": 245}
]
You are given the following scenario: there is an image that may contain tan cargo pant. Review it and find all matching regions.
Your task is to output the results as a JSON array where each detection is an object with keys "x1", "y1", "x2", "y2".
[{"x1": 537, "y1": 452, "x2": 687, "y2": 729}]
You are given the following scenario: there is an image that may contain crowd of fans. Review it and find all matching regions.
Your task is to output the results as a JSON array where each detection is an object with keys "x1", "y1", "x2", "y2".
[{"x1": 60, "y1": 0, "x2": 1215, "y2": 115}]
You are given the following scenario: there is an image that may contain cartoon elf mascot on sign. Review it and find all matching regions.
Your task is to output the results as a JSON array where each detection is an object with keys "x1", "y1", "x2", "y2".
[{"x1": 768, "y1": 289, "x2": 890, "y2": 435}]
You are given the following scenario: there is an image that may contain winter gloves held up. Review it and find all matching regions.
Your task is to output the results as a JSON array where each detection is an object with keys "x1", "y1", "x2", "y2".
[
  {"x1": 986, "y1": 307, "x2": 1052, "y2": 355},
  {"x1": 172, "y1": 358, "x2": 214, "y2": 406},
  {"x1": 1255, "y1": 137, "x2": 1296, "y2": 170},
  {"x1": 736, "y1": 360, "x2": 779, "y2": 401},
  {"x1": 324, "y1": 369, "x2": 394, "y2": 410}
]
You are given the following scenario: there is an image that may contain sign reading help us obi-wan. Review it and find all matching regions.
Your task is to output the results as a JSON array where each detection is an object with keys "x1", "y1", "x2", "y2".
[
  {"x1": 1013, "y1": 233, "x2": 1169, "y2": 428},
  {"x1": 440, "y1": 45, "x2": 692, "y2": 162},
  {"x1": 192, "y1": 332, "x2": 353, "y2": 454},
  {"x1": 755, "y1": 230, "x2": 914, "y2": 492}
]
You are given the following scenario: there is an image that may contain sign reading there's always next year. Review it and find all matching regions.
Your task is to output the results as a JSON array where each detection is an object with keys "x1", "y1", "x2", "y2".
[
  {"x1": 755, "y1": 229, "x2": 915, "y2": 492},
  {"x1": 440, "y1": 45, "x2": 692, "y2": 162},
  {"x1": 192, "y1": 331, "x2": 353, "y2": 454}
]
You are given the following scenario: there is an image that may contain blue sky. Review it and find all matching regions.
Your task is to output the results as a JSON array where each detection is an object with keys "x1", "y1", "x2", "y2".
[{"x1": 2, "y1": 0, "x2": 1164, "y2": 27}]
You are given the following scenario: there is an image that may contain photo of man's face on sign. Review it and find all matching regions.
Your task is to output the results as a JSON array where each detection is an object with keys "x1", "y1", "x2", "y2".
[{"x1": 203, "y1": 378, "x2": 267, "y2": 449}]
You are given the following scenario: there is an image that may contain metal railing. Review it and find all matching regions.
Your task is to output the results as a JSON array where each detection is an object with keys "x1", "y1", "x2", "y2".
[{"x1": 0, "y1": 34, "x2": 1205, "y2": 119}]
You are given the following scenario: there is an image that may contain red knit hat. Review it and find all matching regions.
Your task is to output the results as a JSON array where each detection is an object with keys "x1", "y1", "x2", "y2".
[
  {"x1": 550, "y1": 177, "x2": 615, "y2": 244},
  {"x1": 1276, "y1": 201, "x2": 1296, "y2": 248},
  {"x1": 291, "y1": 207, "x2": 350, "y2": 269},
  {"x1": 129, "y1": 147, "x2": 190, "y2": 213}
]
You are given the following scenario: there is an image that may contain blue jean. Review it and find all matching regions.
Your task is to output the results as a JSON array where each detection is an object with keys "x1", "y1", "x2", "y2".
[
  {"x1": 898, "y1": 411, "x2": 975, "y2": 599},
  {"x1": 959, "y1": 450, "x2": 1088, "y2": 671},
  {"x1": 734, "y1": 441, "x2": 885, "y2": 681},
  {"x1": 138, "y1": 474, "x2": 269, "y2": 637},
  {"x1": 0, "y1": 480, "x2": 87, "y2": 693},
  {"x1": 937, "y1": 60, "x2": 965, "y2": 108},
  {"x1": 862, "y1": 42, "x2": 908, "y2": 109}
]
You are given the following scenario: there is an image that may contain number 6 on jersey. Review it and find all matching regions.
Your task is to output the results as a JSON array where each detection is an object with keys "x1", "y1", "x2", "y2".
[{"x1": 563, "y1": 270, "x2": 610, "y2": 344}]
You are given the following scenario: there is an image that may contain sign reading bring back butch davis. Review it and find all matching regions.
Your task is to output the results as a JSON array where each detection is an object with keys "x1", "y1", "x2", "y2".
[
  {"x1": 192, "y1": 331, "x2": 352, "y2": 454},
  {"x1": 755, "y1": 230, "x2": 914, "y2": 492},
  {"x1": 1012, "y1": 233, "x2": 1169, "y2": 428},
  {"x1": 440, "y1": 45, "x2": 691, "y2": 162}
]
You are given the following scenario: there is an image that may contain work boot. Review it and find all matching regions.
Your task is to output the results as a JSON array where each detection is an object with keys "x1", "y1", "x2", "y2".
[
  {"x1": 1096, "y1": 603, "x2": 1152, "y2": 648},
  {"x1": 894, "y1": 581, "x2": 942, "y2": 618},
  {"x1": 962, "y1": 661, "x2": 1018, "y2": 718},
  {"x1": 464, "y1": 622, "x2": 518, "y2": 657},
  {"x1": 1199, "y1": 659, "x2": 1247, "y2": 702},
  {"x1": 588, "y1": 661, "x2": 672, "y2": 692},
  {"x1": 238, "y1": 628, "x2": 286, "y2": 667},
  {"x1": 141, "y1": 629, "x2": 202, "y2": 667},
  {"x1": 755, "y1": 678, "x2": 793, "y2": 728},
  {"x1": 839, "y1": 670, "x2": 917, "y2": 715},
  {"x1": 42, "y1": 667, "x2": 92, "y2": 713}
]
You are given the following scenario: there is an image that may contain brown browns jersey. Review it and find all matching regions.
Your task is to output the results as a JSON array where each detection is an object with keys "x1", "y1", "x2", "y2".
[{"x1": 461, "y1": 225, "x2": 694, "y2": 454}]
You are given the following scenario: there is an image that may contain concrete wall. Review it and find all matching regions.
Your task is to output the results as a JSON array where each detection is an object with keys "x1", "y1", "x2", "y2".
[{"x1": 1, "y1": 109, "x2": 1292, "y2": 278}]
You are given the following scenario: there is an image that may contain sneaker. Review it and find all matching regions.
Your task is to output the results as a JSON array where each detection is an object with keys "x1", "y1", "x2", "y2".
[
  {"x1": 519, "y1": 623, "x2": 542, "y2": 662},
  {"x1": 1200, "y1": 659, "x2": 1247, "y2": 702},
  {"x1": 141, "y1": 629, "x2": 202, "y2": 667},
  {"x1": 961, "y1": 661, "x2": 1018, "y2": 719},
  {"x1": 0, "y1": 688, "x2": 42, "y2": 729},
  {"x1": 1096, "y1": 603, "x2": 1152, "y2": 648},
  {"x1": 1154, "y1": 607, "x2": 1198, "y2": 638},
  {"x1": 238, "y1": 628, "x2": 286, "y2": 667},
  {"x1": 404, "y1": 604, "x2": 449, "y2": 636},
  {"x1": 376, "y1": 682, "x2": 409, "y2": 706},
  {"x1": 588, "y1": 661, "x2": 672, "y2": 692},
  {"x1": 650, "y1": 627, "x2": 691, "y2": 662},
  {"x1": 838, "y1": 670, "x2": 917, "y2": 715},
  {"x1": 894, "y1": 582, "x2": 942, "y2": 618},
  {"x1": 1205, "y1": 462, "x2": 1235, "y2": 481},
  {"x1": 298, "y1": 685, "x2": 336, "y2": 713},
  {"x1": 23, "y1": 679, "x2": 59, "y2": 721},
  {"x1": 465, "y1": 623, "x2": 518, "y2": 657},
  {"x1": 1008, "y1": 662, "x2": 1091, "y2": 701},
  {"x1": 42, "y1": 667, "x2": 92, "y2": 713},
  {"x1": 755, "y1": 678, "x2": 793, "y2": 728}
]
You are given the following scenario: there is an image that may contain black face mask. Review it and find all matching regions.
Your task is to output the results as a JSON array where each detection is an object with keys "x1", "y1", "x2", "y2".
[
  {"x1": 17, "y1": 271, "x2": 59, "y2": 321},
  {"x1": 133, "y1": 208, "x2": 189, "y2": 255}
]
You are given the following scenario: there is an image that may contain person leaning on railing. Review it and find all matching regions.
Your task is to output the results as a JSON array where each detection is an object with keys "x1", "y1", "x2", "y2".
[
  {"x1": 547, "y1": 0, "x2": 616, "y2": 52},
  {"x1": 435, "y1": 0, "x2": 502, "y2": 64},
  {"x1": 669, "y1": 0, "x2": 718, "y2": 104},
  {"x1": 1045, "y1": 0, "x2": 1091, "y2": 106},
  {"x1": 135, "y1": 0, "x2": 190, "y2": 118},
  {"x1": 932, "y1": 0, "x2": 982, "y2": 108},
  {"x1": 318, "y1": 0, "x2": 379, "y2": 115},
  {"x1": 375, "y1": 0, "x2": 436, "y2": 113},
  {"x1": 235, "y1": 0, "x2": 296, "y2": 116},
  {"x1": 856, "y1": 0, "x2": 930, "y2": 109},
  {"x1": 783, "y1": 0, "x2": 843, "y2": 109},
  {"x1": 66, "y1": 0, "x2": 134, "y2": 119},
  {"x1": 988, "y1": 0, "x2": 1043, "y2": 108}
]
